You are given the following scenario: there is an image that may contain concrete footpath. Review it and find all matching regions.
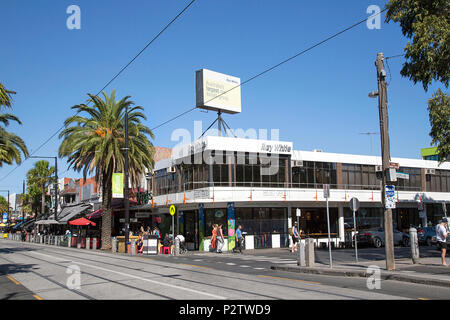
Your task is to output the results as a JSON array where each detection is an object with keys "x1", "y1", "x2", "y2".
[{"x1": 271, "y1": 257, "x2": 450, "y2": 288}]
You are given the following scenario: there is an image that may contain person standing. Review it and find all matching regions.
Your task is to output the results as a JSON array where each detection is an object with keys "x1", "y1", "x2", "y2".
[
  {"x1": 216, "y1": 224, "x2": 224, "y2": 253},
  {"x1": 291, "y1": 222, "x2": 299, "y2": 253},
  {"x1": 436, "y1": 218, "x2": 450, "y2": 266}
]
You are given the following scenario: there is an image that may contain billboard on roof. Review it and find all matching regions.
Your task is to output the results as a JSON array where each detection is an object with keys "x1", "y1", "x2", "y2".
[{"x1": 195, "y1": 69, "x2": 241, "y2": 114}]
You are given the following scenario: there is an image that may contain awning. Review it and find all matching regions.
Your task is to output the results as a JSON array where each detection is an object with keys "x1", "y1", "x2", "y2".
[
  {"x1": 13, "y1": 221, "x2": 24, "y2": 229},
  {"x1": 58, "y1": 204, "x2": 91, "y2": 224},
  {"x1": 35, "y1": 219, "x2": 60, "y2": 225},
  {"x1": 87, "y1": 208, "x2": 102, "y2": 220}
]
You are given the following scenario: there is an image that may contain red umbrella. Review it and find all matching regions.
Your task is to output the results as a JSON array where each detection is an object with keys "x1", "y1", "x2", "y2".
[{"x1": 69, "y1": 217, "x2": 96, "y2": 226}]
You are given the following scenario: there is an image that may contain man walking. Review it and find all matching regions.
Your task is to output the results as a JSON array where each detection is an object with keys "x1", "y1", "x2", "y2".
[
  {"x1": 291, "y1": 222, "x2": 299, "y2": 253},
  {"x1": 234, "y1": 225, "x2": 244, "y2": 254},
  {"x1": 436, "y1": 218, "x2": 449, "y2": 266}
]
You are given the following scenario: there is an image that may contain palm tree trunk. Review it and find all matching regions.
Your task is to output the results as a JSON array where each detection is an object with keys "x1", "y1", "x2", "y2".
[
  {"x1": 41, "y1": 184, "x2": 45, "y2": 217},
  {"x1": 101, "y1": 170, "x2": 113, "y2": 250}
]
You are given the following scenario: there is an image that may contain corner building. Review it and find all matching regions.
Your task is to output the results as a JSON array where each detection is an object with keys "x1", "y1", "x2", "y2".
[{"x1": 147, "y1": 136, "x2": 450, "y2": 251}]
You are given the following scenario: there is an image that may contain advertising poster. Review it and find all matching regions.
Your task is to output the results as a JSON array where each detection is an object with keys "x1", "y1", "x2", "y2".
[
  {"x1": 112, "y1": 173, "x2": 124, "y2": 198},
  {"x1": 227, "y1": 202, "x2": 235, "y2": 251},
  {"x1": 198, "y1": 204, "x2": 205, "y2": 251}
]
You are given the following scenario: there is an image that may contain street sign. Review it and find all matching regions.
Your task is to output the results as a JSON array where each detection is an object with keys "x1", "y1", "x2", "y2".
[
  {"x1": 323, "y1": 184, "x2": 330, "y2": 199},
  {"x1": 396, "y1": 172, "x2": 409, "y2": 180},
  {"x1": 296, "y1": 208, "x2": 301, "y2": 217},
  {"x1": 169, "y1": 205, "x2": 176, "y2": 216},
  {"x1": 385, "y1": 185, "x2": 396, "y2": 209},
  {"x1": 349, "y1": 198, "x2": 360, "y2": 212},
  {"x1": 389, "y1": 162, "x2": 400, "y2": 169}
]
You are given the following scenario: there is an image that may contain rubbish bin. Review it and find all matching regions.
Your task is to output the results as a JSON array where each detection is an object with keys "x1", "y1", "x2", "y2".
[{"x1": 117, "y1": 236, "x2": 139, "y2": 253}]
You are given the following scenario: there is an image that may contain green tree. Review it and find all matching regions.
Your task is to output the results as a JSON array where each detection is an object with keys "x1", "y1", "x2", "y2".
[
  {"x1": 385, "y1": 0, "x2": 449, "y2": 162},
  {"x1": 59, "y1": 90, "x2": 155, "y2": 250},
  {"x1": 0, "y1": 83, "x2": 29, "y2": 166},
  {"x1": 0, "y1": 195, "x2": 8, "y2": 214},
  {"x1": 26, "y1": 160, "x2": 55, "y2": 218}
]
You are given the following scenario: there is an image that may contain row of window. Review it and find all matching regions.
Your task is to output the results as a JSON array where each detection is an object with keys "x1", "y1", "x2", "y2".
[{"x1": 152, "y1": 157, "x2": 450, "y2": 195}]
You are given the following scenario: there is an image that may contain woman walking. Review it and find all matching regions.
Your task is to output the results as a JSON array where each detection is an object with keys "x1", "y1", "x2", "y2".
[
  {"x1": 216, "y1": 224, "x2": 224, "y2": 253},
  {"x1": 211, "y1": 224, "x2": 218, "y2": 252}
]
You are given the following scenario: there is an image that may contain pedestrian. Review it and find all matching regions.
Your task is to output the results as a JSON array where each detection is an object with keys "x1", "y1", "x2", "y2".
[
  {"x1": 216, "y1": 224, "x2": 224, "y2": 253},
  {"x1": 436, "y1": 217, "x2": 450, "y2": 266},
  {"x1": 211, "y1": 224, "x2": 218, "y2": 251},
  {"x1": 291, "y1": 222, "x2": 299, "y2": 253},
  {"x1": 234, "y1": 225, "x2": 244, "y2": 254}
]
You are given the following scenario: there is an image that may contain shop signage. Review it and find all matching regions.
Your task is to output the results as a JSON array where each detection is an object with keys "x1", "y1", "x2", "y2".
[
  {"x1": 215, "y1": 210, "x2": 224, "y2": 218},
  {"x1": 389, "y1": 162, "x2": 400, "y2": 169},
  {"x1": 135, "y1": 212, "x2": 151, "y2": 218},
  {"x1": 396, "y1": 172, "x2": 409, "y2": 180},
  {"x1": 2, "y1": 212, "x2": 7, "y2": 223},
  {"x1": 385, "y1": 185, "x2": 396, "y2": 209},
  {"x1": 296, "y1": 208, "x2": 301, "y2": 217}
]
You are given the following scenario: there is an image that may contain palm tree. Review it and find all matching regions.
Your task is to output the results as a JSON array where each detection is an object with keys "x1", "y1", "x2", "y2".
[
  {"x1": 0, "y1": 83, "x2": 29, "y2": 166},
  {"x1": 59, "y1": 90, "x2": 155, "y2": 250},
  {"x1": 26, "y1": 160, "x2": 55, "y2": 218}
]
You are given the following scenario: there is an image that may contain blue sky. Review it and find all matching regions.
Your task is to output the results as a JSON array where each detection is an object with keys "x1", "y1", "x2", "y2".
[{"x1": 0, "y1": 0, "x2": 441, "y2": 193}]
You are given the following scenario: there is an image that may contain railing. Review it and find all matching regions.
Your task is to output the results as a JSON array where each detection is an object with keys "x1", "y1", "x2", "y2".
[{"x1": 153, "y1": 181, "x2": 423, "y2": 196}]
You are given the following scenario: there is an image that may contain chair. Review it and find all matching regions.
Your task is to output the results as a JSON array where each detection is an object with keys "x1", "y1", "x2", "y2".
[{"x1": 160, "y1": 246, "x2": 171, "y2": 254}]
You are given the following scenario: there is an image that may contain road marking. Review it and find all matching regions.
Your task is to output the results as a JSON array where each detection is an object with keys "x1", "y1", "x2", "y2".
[
  {"x1": 7, "y1": 275, "x2": 20, "y2": 285},
  {"x1": 418, "y1": 298, "x2": 431, "y2": 300},
  {"x1": 253, "y1": 267, "x2": 266, "y2": 270},
  {"x1": 258, "y1": 275, "x2": 321, "y2": 285},
  {"x1": 33, "y1": 294, "x2": 44, "y2": 300},
  {"x1": 180, "y1": 264, "x2": 212, "y2": 270},
  {"x1": 240, "y1": 265, "x2": 250, "y2": 268},
  {"x1": 28, "y1": 250, "x2": 225, "y2": 299},
  {"x1": 226, "y1": 263, "x2": 236, "y2": 265}
]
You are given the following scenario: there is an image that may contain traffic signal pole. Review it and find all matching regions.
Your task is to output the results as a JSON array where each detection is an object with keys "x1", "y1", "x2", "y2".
[{"x1": 376, "y1": 52, "x2": 395, "y2": 270}]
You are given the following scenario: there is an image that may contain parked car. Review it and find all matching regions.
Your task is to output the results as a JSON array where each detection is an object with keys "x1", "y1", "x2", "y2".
[
  {"x1": 355, "y1": 228, "x2": 409, "y2": 248},
  {"x1": 417, "y1": 227, "x2": 436, "y2": 246}
]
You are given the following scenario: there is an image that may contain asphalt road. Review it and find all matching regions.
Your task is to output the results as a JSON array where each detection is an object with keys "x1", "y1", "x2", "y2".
[{"x1": 0, "y1": 239, "x2": 449, "y2": 300}]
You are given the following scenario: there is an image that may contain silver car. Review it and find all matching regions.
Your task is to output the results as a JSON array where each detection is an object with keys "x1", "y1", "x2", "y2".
[{"x1": 356, "y1": 228, "x2": 409, "y2": 248}]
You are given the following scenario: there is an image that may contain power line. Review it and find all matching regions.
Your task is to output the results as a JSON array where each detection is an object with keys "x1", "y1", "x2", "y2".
[
  {"x1": 0, "y1": 0, "x2": 197, "y2": 182},
  {"x1": 151, "y1": 7, "x2": 388, "y2": 131},
  {"x1": 385, "y1": 54, "x2": 404, "y2": 59}
]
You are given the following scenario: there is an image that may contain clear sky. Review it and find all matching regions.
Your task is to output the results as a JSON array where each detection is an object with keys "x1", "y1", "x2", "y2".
[{"x1": 0, "y1": 0, "x2": 442, "y2": 194}]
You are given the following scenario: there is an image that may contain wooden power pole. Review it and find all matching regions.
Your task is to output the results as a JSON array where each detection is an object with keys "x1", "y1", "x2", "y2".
[{"x1": 375, "y1": 52, "x2": 395, "y2": 270}]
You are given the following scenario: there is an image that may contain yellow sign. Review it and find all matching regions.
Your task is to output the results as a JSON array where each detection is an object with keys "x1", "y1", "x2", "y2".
[{"x1": 170, "y1": 205, "x2": 176, "y2": 216}]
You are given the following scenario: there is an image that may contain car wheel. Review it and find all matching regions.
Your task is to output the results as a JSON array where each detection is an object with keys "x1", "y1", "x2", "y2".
[
  {"x1": 426, "y1": 238, "x2": 432, "y2": 246},
  {"x1": 373, "y1": 237, "x2": 382, "y2": 248},
  {"x1": 402, "y1": 237, "x2": 410, "y2": 247}
]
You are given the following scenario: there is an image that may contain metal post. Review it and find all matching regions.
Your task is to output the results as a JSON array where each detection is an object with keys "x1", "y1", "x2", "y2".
[
  {"x1": 54, "y1": 157, "x2": 58, "y2": 222},
  {"x1": 409, "y1": 227, "x2": 420, "y2": 264},
  {"x1": 326, "y1": 197, "x2": 332, "y2": 268},
  {"x1": 172, "y1": 214, "x2": 175, "y2": 254},
  {"x1": 353, "y1": 208, "x2": 359, "y2": 263},
  {"x1": 124, "y1": 105, "x2": 130, "y2": 254},
  {"x1": 376, "y1": 52, "x2": 395, "y2": 270}
]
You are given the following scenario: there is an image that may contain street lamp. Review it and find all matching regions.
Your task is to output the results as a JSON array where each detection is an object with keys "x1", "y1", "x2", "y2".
[{"x1": 28, "y1": 156, "x2": 58, "y2": 221}]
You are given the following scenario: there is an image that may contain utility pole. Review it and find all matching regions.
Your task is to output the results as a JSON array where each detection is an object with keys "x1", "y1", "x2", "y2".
[
  {"x1": 22, "y1": 180, "x2": 25, "y2": 222},
  {"x1": 124, "y1": 105, "x2": 130, "y2": 253},
  {"x1": 375, "y1": 52, "x2": 395, "y2": 271}
]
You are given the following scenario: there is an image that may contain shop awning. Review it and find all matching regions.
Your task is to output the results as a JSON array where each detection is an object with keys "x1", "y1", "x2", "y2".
[
  {"x1": 12, "y1": 221, "x2": 25, "y2": 229},
  {"x1": 35, "y1": 219, "x2": 60, "y2": 225},
  {"x1": 58, "y1": 204, "x2": 91, "y2": 224},
  {"x1": 87, "y1": 208, "x2": 102, "y2": 220}
]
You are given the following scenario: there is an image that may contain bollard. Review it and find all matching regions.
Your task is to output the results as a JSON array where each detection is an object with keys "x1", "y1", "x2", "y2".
[
  {"x1": 77, "y1": 237, "x2": 81, "y2": 249},
  {"x1": 111, "y1": 237, "x2": 116, "y2": 253},
  {"x1": 92, "y1": 238, "x2": 97, "y2": 250},
  {"x1": 67, "y1": 237, "x2": 71, "y2": 248},
  {"x1": 86, "y1": 237, "x2": 90, "y2": 250},
  {"x1": 55, "y1": 237, "x2": 59, "y2": 246},
  {"x1": 40, "y1": 236, "x2": 43, "y2": 244},
  {"x1": 174, "y1": 238, "x2": 180, "y2": 256},
  {"x1": 409, "y1": 227, "x2": 420, "y2": 264},
  {"x1": 130, "y1": 240, "x2": 136, "y2": 256},
  {"x1": 305, "y1": 238, "x2": 315, "y2": 267},
  {"x1": 297, "y1": 240, "x2": 306, "y2": 267}
]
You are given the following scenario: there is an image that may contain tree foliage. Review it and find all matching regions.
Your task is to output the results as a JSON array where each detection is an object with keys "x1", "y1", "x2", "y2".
[
  {"x1": 59, "y1": 90, "x2": 155, "y2": 249},
  {"x1": 26, "y1": 160, "x2": 55, "y2": 217},
  {"x1": 0, "y1": 83, "x2": 29, "y2": 166},
  {"x1": 385, "y1": 0, "x2": 450, "y2": 161}
]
